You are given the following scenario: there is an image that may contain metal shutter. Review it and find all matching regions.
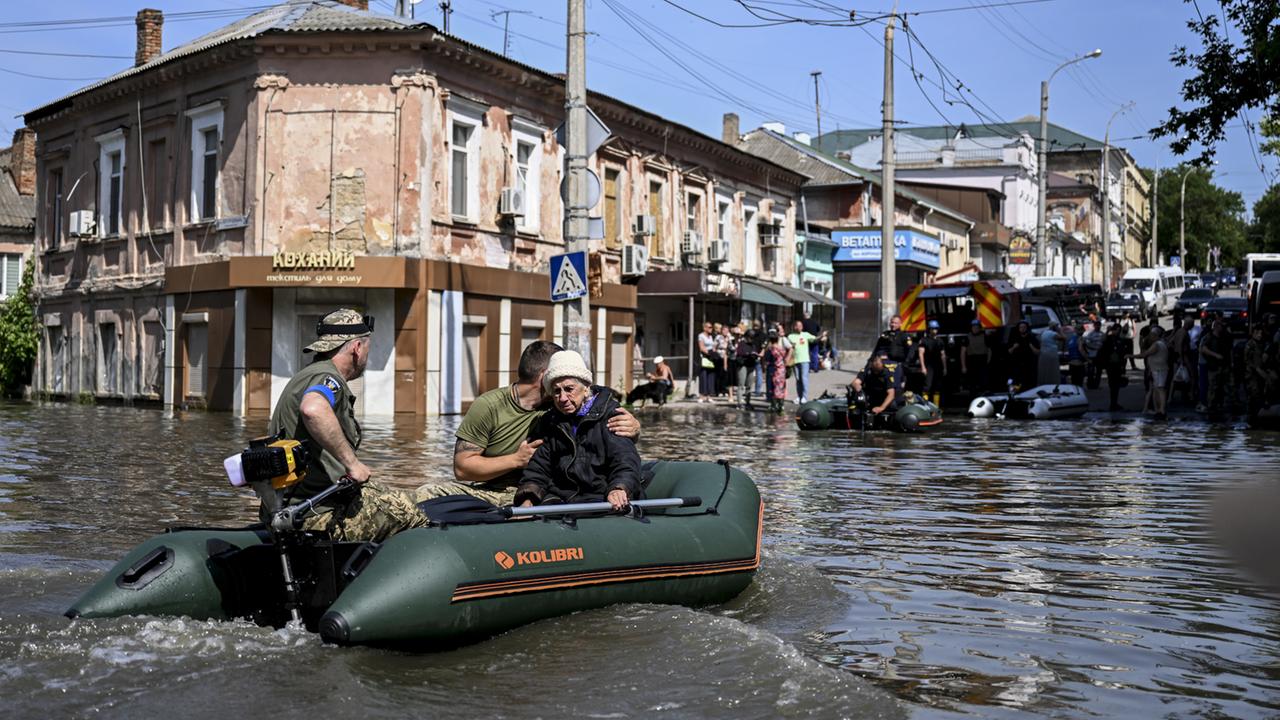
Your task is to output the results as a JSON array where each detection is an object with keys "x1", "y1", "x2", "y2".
[{"x1": 187, "y1": 324, "x2": 208, "y2": 397}]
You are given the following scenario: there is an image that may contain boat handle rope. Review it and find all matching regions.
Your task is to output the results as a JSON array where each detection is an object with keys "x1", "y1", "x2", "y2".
[{"x1": 707, "y1": 460, "x2": 732, "y2": 515}]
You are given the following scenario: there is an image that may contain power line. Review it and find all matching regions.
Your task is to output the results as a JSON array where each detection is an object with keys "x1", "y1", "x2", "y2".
[
  {"x1": 0, "y1": 47, "x2": 132, "y2": 59},
  {"x1": 0, "y1": 65, "x2": 104, "y2": 81}
]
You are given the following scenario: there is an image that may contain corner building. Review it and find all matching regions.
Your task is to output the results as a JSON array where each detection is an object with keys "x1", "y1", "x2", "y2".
[{"x1": 24, "y1": 1, "x2": 799, "y2": 415}]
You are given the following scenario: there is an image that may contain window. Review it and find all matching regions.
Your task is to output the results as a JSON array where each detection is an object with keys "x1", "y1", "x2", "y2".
[
  {"x1": 743, "y1": 207, "x2": 758, "y2": 276},
  {"x1": 462, "y1": 322, "x2": 484, "y2": 402},
  {"x1": 98, "y1": 322, "x2": 118, "y2": 394},
  {"x1": 604, "y1": 168, "x2": 621, "y2": 249},
  {"x1": 447, "y1": 101, "x2": 483, "y2": 221},
  {"x1": 186, "y1": 104, "x2": 223, "y2": 222},
  {"x1": 648, "y1": 179, "x2": 665, "y2": 256},
  {"x1": 511, "y1": 120, "x2": 543, "y2": 232},
  {"x1": 0, "y1": 253, "x2": 22, "y2": 298},
  {"x1": 142, "y1": 321, "x2": 164, "y2": 396},
  {"x1": 46, "y1": 169, "x2": 63, "y2": 249},
  {"x1": 717, "y1": 199, "x2": 730, "y2": 241},
  {"x1": 95, "y1": 129, "x2": 126, "y2": 238},
  {"x1": 686, "y1": 192, "x2": 700, "y2": 233}
]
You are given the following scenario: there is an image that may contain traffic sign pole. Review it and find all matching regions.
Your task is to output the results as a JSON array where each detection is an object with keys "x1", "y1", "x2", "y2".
[{"x1": 564, "y1": 0, "x2": 591, "y2": 367}]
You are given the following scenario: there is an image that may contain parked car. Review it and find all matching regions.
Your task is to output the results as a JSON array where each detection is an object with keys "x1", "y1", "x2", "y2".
[
  {"x1": 1175, "y1": 288, "x2": 1216, "y2": 314},
  {"x1": 1201, "y1": 297, "x2": 1249, "y2": 336},
  {"x1": 1185, "y1": 275, "x2": 1203, "y2": 289},
  {"x1": 1199, "y1": 273, "x2": 1220, "y2": 291},
  {"x1": 1105, "y1": 291, "x2": 1148, "y2": 319}
]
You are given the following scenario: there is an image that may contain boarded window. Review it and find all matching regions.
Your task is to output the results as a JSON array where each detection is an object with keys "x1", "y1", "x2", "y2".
[
  {"x1": 143, "y1": 321, "x2": 164, "y2": 396},
  {"x1": 648, "y1": 180, "x2": 664, "y2": 256},
  {"x1": 47, "y1": 326, "x2": 64, "y2": 393},
  {"x1": 462, "y1": 322, "x2": 484, "y2": 403},
  {"x1": 604, "y1": 168, "x2": 620, "y2": 249},
  {"x1": 99, "y1": 323, "x2": 118, "y2": 394},
  {"x1": 187, "y1": 323, "x2": 208, "y2": 398}
]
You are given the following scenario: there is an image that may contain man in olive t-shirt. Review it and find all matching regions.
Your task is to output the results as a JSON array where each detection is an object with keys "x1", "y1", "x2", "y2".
[{"x1": 414, "y1": 340, "x2": 639, "y2": 506}]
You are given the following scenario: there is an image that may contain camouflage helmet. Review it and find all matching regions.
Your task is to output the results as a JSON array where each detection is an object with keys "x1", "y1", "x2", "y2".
[{"x1": 304, "y1": 308, "x2": 374, "y2": 354}]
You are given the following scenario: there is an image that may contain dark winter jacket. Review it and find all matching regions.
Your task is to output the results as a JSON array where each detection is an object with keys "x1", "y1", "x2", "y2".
[{"x1": 515, "y1": 388, "x2": 642, "y2": 506}]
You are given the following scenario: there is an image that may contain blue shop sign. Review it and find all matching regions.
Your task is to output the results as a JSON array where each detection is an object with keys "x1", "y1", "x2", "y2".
[{"x1": 832, "y1": 229, "x2": 941, "y2": 269}]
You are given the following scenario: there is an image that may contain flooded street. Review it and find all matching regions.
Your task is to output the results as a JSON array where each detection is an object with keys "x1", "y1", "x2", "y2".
[{"x1": 2, "y1": 400, "x2": 1279, "y2": 718}]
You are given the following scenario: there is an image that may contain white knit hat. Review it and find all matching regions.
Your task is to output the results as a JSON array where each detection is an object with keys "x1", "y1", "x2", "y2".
[{"x1": 543, "y1": 350, "x2": 593, "y2": 393}]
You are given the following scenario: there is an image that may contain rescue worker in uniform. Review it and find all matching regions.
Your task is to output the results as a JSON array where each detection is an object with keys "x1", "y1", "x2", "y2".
[
  {"x1": 850, "y1": 354, "x2": 898, "y2": 417},
  {"x1": 872, "y1": 315, "x2": 913, "y2": 391},
  {"x1": 268, "y1": 309, "x2": 428, "y2": 542},
  {"x1": 919, "y1": 319, "x2": 948, "y2": 406}
]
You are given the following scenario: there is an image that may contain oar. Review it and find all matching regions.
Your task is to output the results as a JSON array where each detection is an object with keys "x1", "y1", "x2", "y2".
[{"x1": 505, "y1": 496, "x2": 702, "y2": 518}]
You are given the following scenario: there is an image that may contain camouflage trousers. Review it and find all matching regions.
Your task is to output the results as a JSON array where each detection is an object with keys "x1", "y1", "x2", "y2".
[
  {"x1": 413, "y1": 480, "x2": 516, "y2": 508},
  {"x1": 299, "y1": 481, "x2": 430, "y2": 543}
]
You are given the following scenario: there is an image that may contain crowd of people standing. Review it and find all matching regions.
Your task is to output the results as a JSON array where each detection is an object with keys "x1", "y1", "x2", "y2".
[{"x1": 695, "y1": 316, "x2": 836, "y2": 412}]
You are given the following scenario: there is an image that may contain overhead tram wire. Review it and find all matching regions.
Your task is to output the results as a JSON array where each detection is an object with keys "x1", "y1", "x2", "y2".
[
  {"x1": 0, "y1": 48, "x2": 133, "y2": 59},
  {"x1": 603, "y1": 0, "x2": 876, "y2": 130}
]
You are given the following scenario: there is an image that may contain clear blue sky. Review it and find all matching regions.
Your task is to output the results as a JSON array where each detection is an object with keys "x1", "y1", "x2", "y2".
[{"x1": 1, "y1": 0, "x2": 1272, "y2": 219}]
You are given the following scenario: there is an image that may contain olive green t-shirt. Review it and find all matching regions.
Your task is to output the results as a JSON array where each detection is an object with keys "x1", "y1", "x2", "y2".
[
  {"x1": 455, "y1": 385, "x2": 545, "y2": 488},
  {"x1": 268, "y1": 359, "x2": 360, "y2": 500}
]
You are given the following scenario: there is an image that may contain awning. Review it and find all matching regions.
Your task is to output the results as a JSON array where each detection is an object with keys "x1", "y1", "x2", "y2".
[
  {"x1": 750, "y1": 279, "x2": 843, "y2": 307},
  {"x1": 740, "y1": 280, "x2": 791, "y2": 307}
]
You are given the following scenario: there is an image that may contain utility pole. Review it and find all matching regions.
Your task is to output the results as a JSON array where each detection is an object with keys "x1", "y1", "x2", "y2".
[
  {"x1": 491, "y1": 10, "x2": 529, "y2": 57},
  {"x1": 880, "y1": 11, "x2": 896, "y2": 334},
  {"x1": 810, "y1": 70, "x2": 823, "y2": 140},
  {"x1": 439, "y1": 0, "x2": 452, "y2": 33},
  {"x1": 564, "y1": 0, "x2": 591, "y2": 364}
]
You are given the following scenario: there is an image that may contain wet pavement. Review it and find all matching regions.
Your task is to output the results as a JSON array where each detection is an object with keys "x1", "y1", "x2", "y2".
[{"x1": 1, "y1": 400, "x2": 1278, "y2": 718}]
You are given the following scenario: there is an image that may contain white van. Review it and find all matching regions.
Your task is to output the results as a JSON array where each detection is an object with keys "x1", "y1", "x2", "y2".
[
  {"x1": 1021, "y1": 275, "x2": 1074, "y2": 290},
  {"x1": 1119, "y1": 267, "x2": 1184, "y2": 317}
]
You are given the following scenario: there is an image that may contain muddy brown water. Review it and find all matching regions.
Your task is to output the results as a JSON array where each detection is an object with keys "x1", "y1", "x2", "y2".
[{"x1": 1, "y1": 400, "x2": 1278, "y2": 718}]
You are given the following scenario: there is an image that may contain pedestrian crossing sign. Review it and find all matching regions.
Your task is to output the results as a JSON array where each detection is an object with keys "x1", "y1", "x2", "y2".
[{"x1": 549, "y1": 251, "x2": 588, "y2": 302}]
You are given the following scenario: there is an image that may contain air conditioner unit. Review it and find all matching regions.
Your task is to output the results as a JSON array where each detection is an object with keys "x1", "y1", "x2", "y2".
[
  {"x1": 707, "y1": 238, "x2": 729, "y2": 264},
  {"x1": 759, "y1": 229, "x2": 784, "y2": 248},
  {"x1": 633, "y1": 214, "x2": 656, "y2": 236},
  {"x1": 69, "y1": 209, "x2": 96, "y2": 237},
  {"x1": 499, "y1": 187, "x2": 525, "y2": 217},
  {"x1": 945, "y1": 237, "x2": 960, "y2": 250},
  {"x1": 622, "y1": 244, "x2": 649, "y2": 277},
  {"x1": 681, "y1": 230, "x2": 702, "y2": 256}
]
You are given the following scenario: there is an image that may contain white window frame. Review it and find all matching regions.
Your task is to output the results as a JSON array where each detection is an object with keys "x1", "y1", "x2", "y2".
[
  {"x1": 95, "y1": 129, "x2": 126, "y2": 238},
  {"x1": 768, "y1": 211, "x2": 786, "y2": 279},
  {"x1": 0, "y1": 253, "x2": 21, "y2": 298},
  {"x1": 716, "y1": 196, "x2": 732, "y2": 242},
  {"x1": 448, "y1": 98, "x2": 485, "y2": 223},
  {"x1": 186, "y1": 103, "x2": 224, "y2": 222},
  {"x1": 686, "y1": 191, "x2": 701, "y2": 233},
  {"x1": 511, "y1": 117, "x2": 543, "y2": 233}
]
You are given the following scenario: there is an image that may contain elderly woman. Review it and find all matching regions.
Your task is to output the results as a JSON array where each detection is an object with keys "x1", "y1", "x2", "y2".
[{"x1": 515, "y1": 351, "x2": 642, "y2": 510}]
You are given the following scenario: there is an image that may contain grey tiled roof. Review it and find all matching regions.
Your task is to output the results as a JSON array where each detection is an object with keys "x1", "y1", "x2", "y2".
[
  {"x1": 26, "y1": 1, "x2": 426, "y2": 119},
  {"x1": 815, "y1": 119, "x2": 1104, "y2": 155},
  {"x1": 0, "y1": 147, "x2": 35, "y2": 231},
  {"x1": 738, "y1": 129, "x2": 972, "y2": 225}
]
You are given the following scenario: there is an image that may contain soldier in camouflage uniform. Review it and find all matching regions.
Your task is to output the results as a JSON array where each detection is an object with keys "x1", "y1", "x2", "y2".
[{"x1": 268, "y1": 308, "x2": 429, "y2": 542}]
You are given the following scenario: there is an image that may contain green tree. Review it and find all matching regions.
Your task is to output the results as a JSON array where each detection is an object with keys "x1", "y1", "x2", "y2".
[
  {"x1": 1145, "y1": 165, "x2": 1247, "y2": 271},
  {"x1": 1252, "y1": 184, "x2": 1280, "y2": 254},
  {"x1": 0, "y1": 257, "x2": 38, "y2": 396},
  {"x1": 1153, "y1": 1, "x2": 1279, "y2": 163}
]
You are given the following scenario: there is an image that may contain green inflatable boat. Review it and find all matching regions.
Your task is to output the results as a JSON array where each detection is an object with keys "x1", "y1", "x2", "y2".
[
  {"x1": 795, "y1": 392, "x2": 942, "y2": 433},
  {"x1": 66, "y1": 460, "x2": 762, "y2": 649}
]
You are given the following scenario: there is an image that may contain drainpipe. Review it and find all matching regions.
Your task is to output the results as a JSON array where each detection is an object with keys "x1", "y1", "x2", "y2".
[{"x1": 686, "y1": 295, "x2": 695, "y2": 399}]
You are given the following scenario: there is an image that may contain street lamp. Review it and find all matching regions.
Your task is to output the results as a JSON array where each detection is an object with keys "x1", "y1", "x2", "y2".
[
  {"x1": 1035, "y1": 48, "x2": 1102, "y2": 277},
  {"x1": 1101, "y1": 101, "x2": 1134, "y2": 290},
  {"x1": 1179, "y1": 160, "x2": 1216, "y2": 272}
]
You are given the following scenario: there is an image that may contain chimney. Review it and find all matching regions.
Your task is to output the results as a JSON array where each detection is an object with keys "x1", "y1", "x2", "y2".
[
  {"x1": 334, "y1": 0, "x2": 370, "y2": 9},
  {"x1": 135, "y1": 9, "x2": 163, "y2": 67},
  {"x1": 722, "y1": 113, "x2": 740, "y2": 145},
  {"x1": 10, "y1": 128, "x2": 35, "y2": 196},
  {"x1": 793, "y1": 131, "x2": 811, "y2": 146},
  {"x1": 761, "y1": 121, "x2": 786, "y2": 135}
]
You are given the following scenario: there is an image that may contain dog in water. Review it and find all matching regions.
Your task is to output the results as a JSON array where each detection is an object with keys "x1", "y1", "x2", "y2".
[{"x1": 627, "y1": 381, "x2": 671, "y2": 408}]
